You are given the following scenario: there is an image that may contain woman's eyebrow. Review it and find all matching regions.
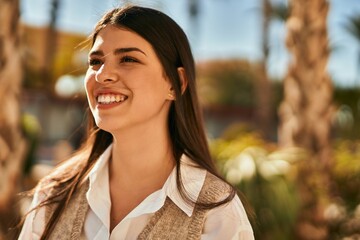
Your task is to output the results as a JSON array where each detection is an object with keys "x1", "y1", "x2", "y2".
[
  {"x1": 88, "y1": 48, "x2": 147, "y2": 58},
  {"x1": 114, "y1": 47, "x2": 147, "y2": 56},
  {"x1": 88, "y1": 50, "x2": 103, "y2": 57}
]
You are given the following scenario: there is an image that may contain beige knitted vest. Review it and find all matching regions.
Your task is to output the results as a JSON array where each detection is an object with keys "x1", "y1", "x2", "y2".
[{"x1": 44, "y1": 172, "x2": 229, "y2": 240}]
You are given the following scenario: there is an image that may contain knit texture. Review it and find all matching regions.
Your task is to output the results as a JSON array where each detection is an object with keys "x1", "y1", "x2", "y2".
[
  {"x1": 137, "y1": 172, "x2": 229, "y2": 240},
  {"x1": 44, "y1": 172, "x2": 229, "y2": 239},
  {"x1": 44, "y1": 181, "x2": 89, "y2": 240}
]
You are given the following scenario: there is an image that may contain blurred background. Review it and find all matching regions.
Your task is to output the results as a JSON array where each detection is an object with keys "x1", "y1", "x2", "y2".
[{"x1": 1, "y1": 0, "x2": 360, "y2": 239}]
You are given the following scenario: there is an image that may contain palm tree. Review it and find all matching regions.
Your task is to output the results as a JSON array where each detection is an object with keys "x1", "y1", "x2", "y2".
[
  {"x1": 344, "y1": 15, "x2": 360, "y2": 85},
  {"x1": 0, "y1": 0, "x2": 26, "y2": 238},
  {"x1": 256, "y1": 0, "x2": 289, "y2": 140},
  {"x1": 271, "y1": 2, "x2": 289, "y2": 22},
  {"x1": 278, "y1": 0, "x2": 335, "y2": 239},
  {"x1": 43, "y1": 0, "x2": 59, "y2": 91},
  {"x1": 254, "y1": 0, "x2": 273, "y2": 139}
]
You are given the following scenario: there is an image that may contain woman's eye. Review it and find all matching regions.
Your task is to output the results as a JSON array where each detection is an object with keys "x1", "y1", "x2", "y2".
[
  {"x1": 121, "y1": 56, "x2": 138, "y2": 63},
  {"x1": 89, "y1": 59, "x2": 102, "y2": 66}
]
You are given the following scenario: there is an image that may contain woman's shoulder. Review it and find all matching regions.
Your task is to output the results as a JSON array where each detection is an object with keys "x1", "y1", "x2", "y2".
[
  {"x1": 201, "y1": 171, "x2": 233, "y2": 201},
  {"x1": 201, "y1": 172, "x2": 255, "y2": 239},
  {"x1": 180, "y1": 155, "x2": 234, "y2": 202},
  {"x1": 203, "y1": 193, "x2": 255, "y2": 239}
]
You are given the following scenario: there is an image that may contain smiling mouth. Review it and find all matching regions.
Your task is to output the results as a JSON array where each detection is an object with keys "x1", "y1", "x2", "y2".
[{"x1": 97, "y1": 94, "x2": 128, "y2": 104}]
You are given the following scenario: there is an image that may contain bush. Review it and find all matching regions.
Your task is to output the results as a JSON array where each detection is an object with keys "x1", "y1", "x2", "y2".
[
  {"x1": 321, "y1": 140, "x2": 360, "y2": 238},
  {"x1": 210, "y1": 125, "x2": 304, "y2": 239}
]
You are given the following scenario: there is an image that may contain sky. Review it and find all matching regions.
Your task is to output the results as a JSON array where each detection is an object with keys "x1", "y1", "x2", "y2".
[{"x1": 20, "y1": 0, "x2": 360, "y2": 88}]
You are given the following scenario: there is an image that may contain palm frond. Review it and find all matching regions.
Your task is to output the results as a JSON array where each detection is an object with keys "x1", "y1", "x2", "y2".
[
  {"x1": 344, "y1": 15, "x2": 360, "y2": 44},
  {"x1": 271, "y1": 3, "x2": 289, "y2": 22}
]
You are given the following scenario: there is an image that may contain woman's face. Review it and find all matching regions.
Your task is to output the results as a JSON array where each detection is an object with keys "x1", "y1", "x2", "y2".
[{"x1": 85, "y1": 25, "x2": 173, "y2": 133}]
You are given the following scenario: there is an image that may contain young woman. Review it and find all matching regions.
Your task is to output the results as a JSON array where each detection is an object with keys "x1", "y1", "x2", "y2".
[{"x1": 19, "y1": 5, "x2": 254, "y2": 239}]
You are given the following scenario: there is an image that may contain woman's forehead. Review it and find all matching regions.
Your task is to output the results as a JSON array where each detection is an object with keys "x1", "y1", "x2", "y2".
[{"x1": 92, "y1": 25, "x2": 154, "y2": 53}]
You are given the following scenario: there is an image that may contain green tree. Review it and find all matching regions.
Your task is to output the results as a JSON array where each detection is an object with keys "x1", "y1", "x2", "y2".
[{"x1": 197, "y1": 60, "x2": 257, "y2": 107}]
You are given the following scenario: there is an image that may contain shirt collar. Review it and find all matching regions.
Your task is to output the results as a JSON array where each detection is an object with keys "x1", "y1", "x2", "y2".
[
  {"x1": 86, "y1": 144, "x2": 207, "y2": 220},
  {"x1": 164, "y1": 155, "x2": 207, "y2": 217},
  {"x1": 86, "y1": 144, "x2": 112, "y2": 228}
]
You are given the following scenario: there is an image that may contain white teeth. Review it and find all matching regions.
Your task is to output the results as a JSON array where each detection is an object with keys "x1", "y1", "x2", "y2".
[{"x1": 97, "y1": 94, "x2": 127, "y2": 104}]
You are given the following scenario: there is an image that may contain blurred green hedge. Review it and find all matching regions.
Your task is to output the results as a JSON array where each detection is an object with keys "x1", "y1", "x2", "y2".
[{"x1": 211, "y1": 124, "x2": 360, "y2": 239}]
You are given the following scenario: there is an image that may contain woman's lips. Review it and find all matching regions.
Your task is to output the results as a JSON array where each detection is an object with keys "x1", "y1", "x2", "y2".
[
  {"x1": 97, "y1": 93, "x2": 127, "y2": 104},
  {"x1": 95, "y1": 93, "x2": 129, "y2": 110}
]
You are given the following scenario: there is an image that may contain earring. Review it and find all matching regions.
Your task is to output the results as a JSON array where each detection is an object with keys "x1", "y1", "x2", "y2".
[{"x1": 168, "y1": 92, "x2": 175, "y2": 100}]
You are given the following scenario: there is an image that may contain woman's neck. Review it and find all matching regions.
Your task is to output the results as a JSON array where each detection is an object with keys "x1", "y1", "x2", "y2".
[
  {"x1": 109, "y1": 123, "x2": 175, "y2": 189},
  {"x1": 107, "y1": 123, "x2": 175, "y2": 231}
]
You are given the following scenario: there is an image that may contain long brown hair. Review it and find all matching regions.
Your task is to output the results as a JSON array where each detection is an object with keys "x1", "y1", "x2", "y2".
[{"x1": 32, "y1": 5, "x2": 239, "y2": 239}]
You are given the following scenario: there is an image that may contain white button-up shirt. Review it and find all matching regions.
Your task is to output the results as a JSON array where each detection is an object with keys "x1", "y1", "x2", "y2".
[{"x1": 19, "y1": 145, "x2": 254, "y2": 239}]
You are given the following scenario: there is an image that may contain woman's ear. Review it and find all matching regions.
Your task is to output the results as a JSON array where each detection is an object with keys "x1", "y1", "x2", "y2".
[{"x1": 177, "y1": 67, "x2": 188, "y2": 94}]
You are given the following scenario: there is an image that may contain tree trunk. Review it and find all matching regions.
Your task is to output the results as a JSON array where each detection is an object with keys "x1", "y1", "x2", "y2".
[
  {"x1": 255, "y1": 0, "x2": 273, "y2": 139},
  {"x1": 0, "y1": 0, "x2": 26, "y2": 238},
  {"x1": 43, "y1": 0, "x2": 59, "y2": 92},
  {"x1": 278, "y1": 0, "x2": 335, "y2": 239}
]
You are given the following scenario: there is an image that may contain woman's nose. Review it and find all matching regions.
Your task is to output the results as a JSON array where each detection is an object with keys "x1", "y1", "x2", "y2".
[{"x1": 95, "y1": 63, "x2": 118, "y2": 83}]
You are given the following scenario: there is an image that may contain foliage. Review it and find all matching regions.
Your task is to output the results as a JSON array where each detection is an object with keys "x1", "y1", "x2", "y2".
[
  {"x1": 325, "y1": 140, "x2": 360, "y2": 238},
  {"x1": 210, "y1": 126, "x2": 360, "y2": 239},
  {"x1": 344, "y1": 15, "x2": 360, "y2": 85},
  {"x1": 22, "y1": 113, "x2": 41, "y2": 175},
  {"x1": 344, "y1": 15, "x2": 360, "y2": 45},
  {"x1": 210, "y1": 124, "x2": 305, "y2": 239},
  {"x1": 270, "y1": 2, "x2": 289, "y2": 22},
  {"x1": 332, "y1": 140, "x2": 360, "y2": 210},
  {"x1": 332, "y1": 88, "x2": 360, "y2": 140},
  {"x1": 197, "y1": 60, "x2": 258, "y2": 107}
]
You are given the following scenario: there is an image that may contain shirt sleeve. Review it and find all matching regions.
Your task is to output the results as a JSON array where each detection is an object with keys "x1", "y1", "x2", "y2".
[
  {"x1": 18, "y1": 190, "x2": 46, "y2": 240},
  {"x1": 201, "y1": 195, "x2": 254, "y2": 240}
]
